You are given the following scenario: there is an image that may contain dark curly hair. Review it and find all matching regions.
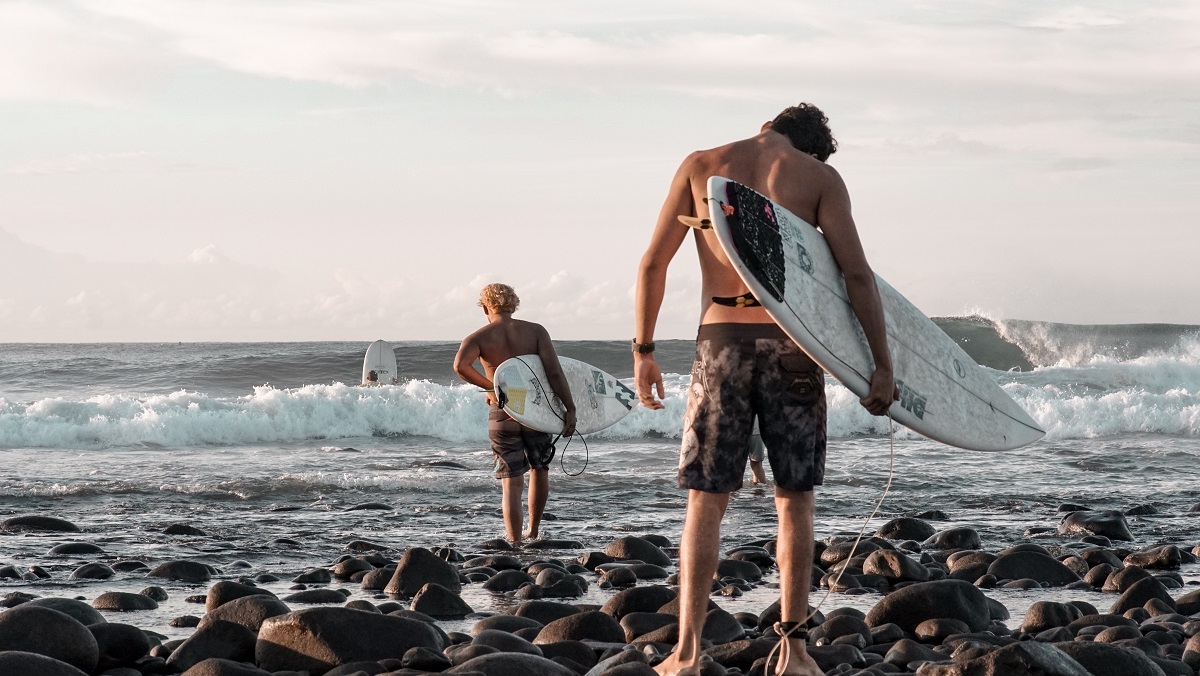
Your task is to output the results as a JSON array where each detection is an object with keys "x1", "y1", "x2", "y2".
[{"x1": 769, "y1": 103, "x2": 837, "y2": 162}]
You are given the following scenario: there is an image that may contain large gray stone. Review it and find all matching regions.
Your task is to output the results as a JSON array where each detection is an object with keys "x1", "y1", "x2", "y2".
[
  {"x1": 1110, "y1": 577, "x2": 1176, "y2": 615},
  {"x1": 0, "y1": 651, "x2": 89, "y2": 676},
  {"x1": 384, "y1": 547, "x2": 461, "y2": 596},
  {"x1": 534, "y1": 611, "x2": 625, "y2": 644},
  {"x1": 922, "y1": 527, "x2": 981, "y2": 550},
  {"x1": 205, "y1": 581, "x2": 277, "y2": 611},
  {"x1": 600, "y1": 584, "x2": 677, "y2": 620},
  {"x1": 92, "y1": 591, "x2": 159, "y2": 611},
  {"x1": 22, "y1": 597, "x2": 105, "y2": 625},
  {"x1": 604, "y1": 536, "x2": 672, "y2": 567},
  {"x1": 255, "y1": 606, "x2": 443, "y2": 673},
  {"x1": 877, "y1": 517, "x2": 936, "y2": 541},
  {"x1": 200, "y1": 595, "x2": 292, "y2": 633},
  {"x1": 165, "y1": 620, "x2": 257, "y2": 673},
  {"x1": 410, "y1": 582, "x2": 473, "y2": 619},
  {"x1": 180, "y1": 658, "x2": 274, "y2": 676},
  {"x1": 1054, "y1": 639, "x2": 1169, "y2": 676},
  {"x1": 956, "y1": 641, "x2": 1091, "y2": 676},
  {"x1": 446, "y1": 651, "x2": 578, "y2": 675},
  {"x1": 863, "y1": 549, "x2": 931, "y2": 583},
  {"x1": 0, "y1": 605, "x2": 99, "y2": 673},
  {"x1": 1058, "y1": 510, "x2": 1135, "y2": 541},
  {"x1": 148, "y1": 560, "x2": 212, "y2": 583},
  {"x1": 0, "y1": 515, "x2": 80, "y2": 532},
  {"x1": 864, "y1": 579, "x2": 991, "y2": 633},
  {"x1": 987, "y1": 551, "x2": 1081, "y2": 587}
]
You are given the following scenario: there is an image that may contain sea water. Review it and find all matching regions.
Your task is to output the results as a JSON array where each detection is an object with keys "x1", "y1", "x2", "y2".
[{"x1": 1, "y1": 317, "x2": 1198, "y2": 635}]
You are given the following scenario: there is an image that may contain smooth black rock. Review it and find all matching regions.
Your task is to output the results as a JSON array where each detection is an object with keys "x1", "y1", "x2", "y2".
[
  {"x1": 987, "y1": 550, "x2": 1082, "y2": 587},
  {"x1": 534, "y1": 610, "x2": 625, "y2": 644},
  {"x1": 148, "y1": 560, "x2": 212, "y2": 583},
  {"x1": 863, "y1": 549, "x2": 931, "y2": 583},
  {"x1": 411, "y1": 582, "x2": 474, "y2": 619},
  {"x1": 1021, "y1": 600, "x2": 1084, "y2": 634},
  {"x1": 164, "y1": 523, "x2": 207, "y2": 536},
  {"x1": 1055, "y1": 639, "x2": 1168, "y2": 675},
  {"x1": 255, "y1": 607, "x2": 444, "y2": 673},
  {"x1": 0, "y1": 515, "x2": 80, "y2": 532},
  {"x1": 473, "y1": 628, "x2": 542, "y2": 656},
  {"x1": 1058, "y1": 510, "x2": 1135, "y2": 541},
  {"x1": 47, "y1": 542, "x2": 105, "y2": 556},
  {"x1": 445, "y1": 651, "x2": 578, "y2": 675},
  {"x1": 1110, "y1": 576, "x2": 1176, "y2": 615},
  {"x1": 385, "y1": 547, "x2": 461, "y2": 596},
  {"x1": 864, "y1": 579, "x2": 991, "y2": 633},
  {"x1": 921, "y1": 527, "x2": 981, "y2": 550},
  {"x1": 0, "y1": 605, "x2": 99, "y2": 673},
  {"x1": 470, "y1": 614, "x2": 544, "y2": 635},
  {"x1": 604, "y1": 536, "x2": 672, "y2": 567},
  {"x1": 283, "y1": 589, "x2": 350, "y2": 604},
  {"x1": 23, "y1": 598, "x2": 105, "y2": 625},
  {"x1": 201, "y1": 595, "x2": 292, "y2": 633},
  {"x1": 1125, "y1": 545, "x2": 1183, "y2": 570},
  {"x1": 0, "y1": 650, "x2": 89, "y2": 676},
  {"x1": 404, "y1": 645, "x2": 453, "y2": 671},
  {"x1": 511, "y1": 600, "x2": 581, "y2": 625},
  {"x1": 93, "y1": 592, "x2": 159, "y2": 611},
  {"x1": 89, "y1": 622, "x2": 151, "y2": 670},
  {"x1": 166, "y1": 620, "x2": 257, "y2": 673},
  {"x1": 205, "y1": 581, "x2": 276, "y2": 611},
  {"x1": 180, "y1": 658, "x2": 273, "y2": 675},
  {"x1": 952, "y1": 641, "x2": 1090, "y2": 675},
  {"x1": 877, "y1": 517, "x2": 936, "y2": 542},
  {"x1": 601, "y1": 584, "x2": 677, "y2": 620},
  {"x1": 69, "y1": 562, "x2": 115, "y2": 580}
]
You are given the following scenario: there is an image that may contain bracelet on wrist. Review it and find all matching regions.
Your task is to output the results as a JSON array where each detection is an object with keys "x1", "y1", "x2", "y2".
[{"x1": 632, "y1": 339, "x2": 655, "y2": 355}]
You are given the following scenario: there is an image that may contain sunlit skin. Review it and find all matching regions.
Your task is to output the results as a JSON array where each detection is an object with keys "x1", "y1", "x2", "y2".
[{"x1": 635, "y1": 120, "x2": 897, "y2": 676}]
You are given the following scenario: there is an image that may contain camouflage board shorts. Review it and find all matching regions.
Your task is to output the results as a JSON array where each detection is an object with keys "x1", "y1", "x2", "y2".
[
  {"x1": 488, "y1": 405, "x2": 555, "y2": 479},
  {"x1": 679, "y1": 323, "x2": 827, "y2": 492}
]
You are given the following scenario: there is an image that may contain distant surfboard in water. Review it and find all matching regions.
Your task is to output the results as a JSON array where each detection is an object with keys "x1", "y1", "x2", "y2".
[
  {"x1": 361, "y1": 340, "x2": 398, "y2": 385},
  {"x1": 705, "y1": 176, "x2": 1044, "y2": 452}
]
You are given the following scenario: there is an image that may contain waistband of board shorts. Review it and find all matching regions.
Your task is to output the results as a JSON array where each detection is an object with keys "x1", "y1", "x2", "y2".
[{"x1": 696, "y1": 322, "x2": 788, "y2": 342}]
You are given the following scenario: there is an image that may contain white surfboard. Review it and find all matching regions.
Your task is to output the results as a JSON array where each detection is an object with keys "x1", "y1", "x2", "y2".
[
  {"x1": 361, "y1": 340, "x2": 398, "y2": 386},
  {"x1": 493, "y1": 355, "x2": 636, "y2": 435},
  {"x1": 706, "y1": 176, "x2": 1043, "y2": 451}
]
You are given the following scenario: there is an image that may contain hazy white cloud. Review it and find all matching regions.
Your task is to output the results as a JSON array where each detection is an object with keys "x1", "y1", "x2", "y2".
[{"x1": 5, "y1": 151, "x2": 151, "y2": 176}]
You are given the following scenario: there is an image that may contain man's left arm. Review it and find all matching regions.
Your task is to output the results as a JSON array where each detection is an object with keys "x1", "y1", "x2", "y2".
[{"x1": 816, "y1": 167, "x2": 897, "y2": 415}]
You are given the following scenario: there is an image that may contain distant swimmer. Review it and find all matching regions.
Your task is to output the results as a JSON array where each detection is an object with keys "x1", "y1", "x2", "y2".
[
  {"x1": 453, "y1": 283, "x2": 577, "y2": 547},
  {"x1": 634, "y1": 103, "x2": 897, "y2": 676},
  {"x1": 365, "y1": 370, "x2": 379, "y2": 385}
]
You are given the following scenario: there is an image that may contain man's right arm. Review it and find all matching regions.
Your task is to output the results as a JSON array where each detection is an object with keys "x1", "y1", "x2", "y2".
[
  {"x1": 634, "y1": 157, "x2": 695, "y2": 409},
  {"x1": 453, "y1": 336, "x2": 495, "y2": 405}
]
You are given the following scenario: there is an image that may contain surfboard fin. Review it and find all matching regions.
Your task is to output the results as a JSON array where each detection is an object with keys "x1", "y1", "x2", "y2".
[{"x1": 677, "y1": 215, "x2": 712, "y2": 230}]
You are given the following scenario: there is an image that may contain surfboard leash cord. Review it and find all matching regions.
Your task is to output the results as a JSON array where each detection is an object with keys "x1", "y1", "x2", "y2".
[{"x1": 767, "y1": 411, "x2": 896, "y2": 671}]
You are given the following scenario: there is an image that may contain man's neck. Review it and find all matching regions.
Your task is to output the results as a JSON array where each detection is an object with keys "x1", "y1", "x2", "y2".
[{"x1": 486, "y1": 311, "x2": 513, "y2": 324}]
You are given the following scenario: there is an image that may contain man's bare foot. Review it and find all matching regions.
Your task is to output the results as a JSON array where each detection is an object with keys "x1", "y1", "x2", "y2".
[
  {"x1": 653, "y1": 654, "x2": 700, "y2": 676},
  {"x1": 774, "y1": 638, "x2": 824, "y2": 676}
]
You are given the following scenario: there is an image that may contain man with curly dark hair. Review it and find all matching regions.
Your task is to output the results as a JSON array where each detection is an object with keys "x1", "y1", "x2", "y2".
[
  {"x1": 454, "y1": 283, "x2": 577, "y2": 546},
  {"x1": 634, "y1": 105, "x2": 896, "y2": 676}
]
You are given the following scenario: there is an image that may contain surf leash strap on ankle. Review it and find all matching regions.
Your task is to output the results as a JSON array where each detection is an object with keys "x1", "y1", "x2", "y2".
[{"x1": 768, "y1": 411, "x2": 896, "y2": 672}]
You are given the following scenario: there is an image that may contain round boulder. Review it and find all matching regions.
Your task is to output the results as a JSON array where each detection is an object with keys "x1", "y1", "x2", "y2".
[
  {"x1": 533, "y1": 610, "x2": 625, "y2": 644},
  {"x1": 0, "y1": 515, "x2": 80, "y2": 532},
  {"x1": 987, "y1": 551, "x2": 1082, "y2": 587},
  {"x1": 148, "y1": 560, "x2": 212, "y2": 583},
  {"x1": 0, "y1": 605, "x2": 99, "y2": 673},
  {"x1": 384, "y1": 547, "x2": 461, "y2": 596},
  {"x1": 864, "y1": 579, "x2": 991, "y2": 633},
  {"x1": 92, "y1": 592, "x2": 159, "y2": 611},
  {"x1": 604, "y1": 536, "x2": 672, "y2": 567},
  {"x1": 922, "y1": 527, "x2": 981, "y2": 550},
  {"x1": 255, "y1": 607, "x2": 444, "y2": 673},
  {"x1": 200, "y1": 595, "x2": 291, "y2": 633},
  {"x1": 877, "y1": 517, "x2": 936, "y2": 542},
  {"x1": 1058, "y1": 510, "x2": 1134, "y2": 541},
  {"x1": 0, "y1": 651, "x2": 89, "y2": 676}
]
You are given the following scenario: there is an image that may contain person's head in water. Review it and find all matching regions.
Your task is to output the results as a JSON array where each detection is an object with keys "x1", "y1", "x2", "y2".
[
  {"x1": 765, "y1": 103, "x2": 837, "y2": 162},
  {"x1": 366, "y1": 370, "x2": 378, "y2": 383},
  {"x1": 479, "y1": 283, "x2": 520, "y2": 315}
]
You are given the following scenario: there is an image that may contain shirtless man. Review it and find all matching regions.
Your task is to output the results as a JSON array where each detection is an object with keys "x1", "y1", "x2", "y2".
[
  {"x1": 634, "y1": 104, "x2": 897, "y2": 676},
  {"x1": 454, "y1": 283, "x2": 577, "y2": 546}
]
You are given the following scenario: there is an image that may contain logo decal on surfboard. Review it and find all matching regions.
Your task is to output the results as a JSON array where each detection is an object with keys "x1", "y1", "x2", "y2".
[
  {"x1": 591, "y1": 370, "x2": 606, "y2": 395},
  {"x1": 895, "y1": 378, "x2": 928, "y2": 420}
]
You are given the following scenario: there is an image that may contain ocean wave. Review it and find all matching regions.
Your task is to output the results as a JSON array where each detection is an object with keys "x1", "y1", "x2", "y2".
[{"x1": 3, "y1": 348, "x2": 1198, "y2": 450}]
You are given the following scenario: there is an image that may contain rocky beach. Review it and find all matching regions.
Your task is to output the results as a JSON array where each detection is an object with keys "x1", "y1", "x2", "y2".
[{"x1": 1, "y1": 501, "x2": 1199, "y2": 676}]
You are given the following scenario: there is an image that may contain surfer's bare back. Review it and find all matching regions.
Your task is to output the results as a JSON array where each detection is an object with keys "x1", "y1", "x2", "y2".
[{"x1": 633, "y1": 104, "x2": 897, "y2": 676}]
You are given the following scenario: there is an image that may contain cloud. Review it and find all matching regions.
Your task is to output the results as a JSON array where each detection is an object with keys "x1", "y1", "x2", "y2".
[
  {"x1": 3, "y1": 1, "x2": 1195, "y2": 107},
  {"x1": 5, "y1": 151, "x2": 150, "y2": 176}
]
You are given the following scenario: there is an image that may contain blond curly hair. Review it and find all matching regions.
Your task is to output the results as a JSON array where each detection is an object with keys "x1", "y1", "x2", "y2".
[{"x1": 478, "y1": 283, "x2": 520, "y2": 313}]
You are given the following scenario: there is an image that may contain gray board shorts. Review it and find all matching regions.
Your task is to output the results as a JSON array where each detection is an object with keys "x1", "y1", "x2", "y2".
[
  {"x1": 679, "y1": 323, "x2": 827, "y2": 492},
  {"x1": 488, "y1": 404, "x2": 555, "y2": 479}
]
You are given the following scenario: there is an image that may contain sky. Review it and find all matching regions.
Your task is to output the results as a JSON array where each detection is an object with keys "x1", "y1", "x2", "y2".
[{"x1": 1, "y1": 0, "x2": 1198, "y2": 342}]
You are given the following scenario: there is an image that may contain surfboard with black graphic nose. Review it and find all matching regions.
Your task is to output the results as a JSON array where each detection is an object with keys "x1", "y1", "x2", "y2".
[
  {"x1": 707, "y1": 176, "x2": 1044, "y2": 451},
  {"x1": 493, "y1": 355, "x2": 635, "y2": 435}
]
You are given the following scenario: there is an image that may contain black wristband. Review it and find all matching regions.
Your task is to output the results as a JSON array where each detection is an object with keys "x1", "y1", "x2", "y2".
[{"x1": 632, "y1": 339, "x2": 655, "y2": 354}]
